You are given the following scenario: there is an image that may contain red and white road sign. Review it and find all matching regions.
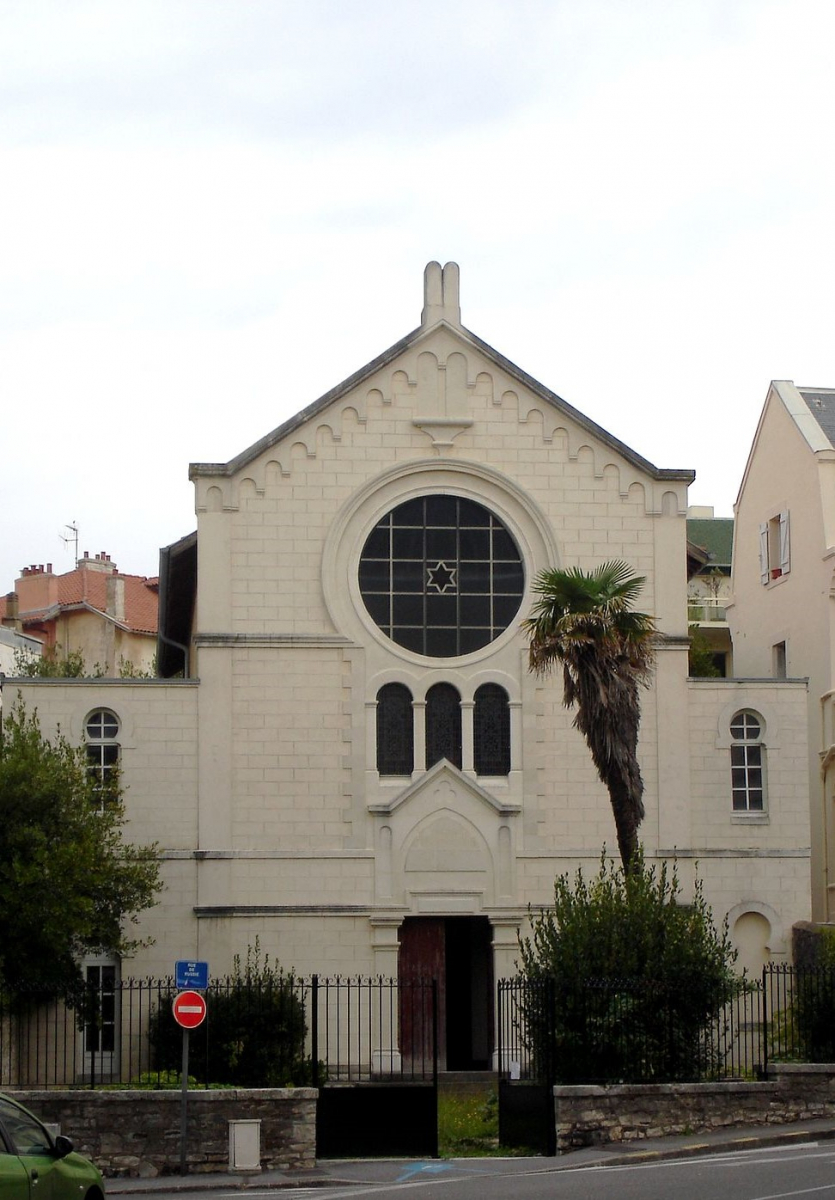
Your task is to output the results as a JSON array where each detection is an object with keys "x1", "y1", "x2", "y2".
[{"x1": 172, "y1": 990, "x2": 207, "y2": 1029}]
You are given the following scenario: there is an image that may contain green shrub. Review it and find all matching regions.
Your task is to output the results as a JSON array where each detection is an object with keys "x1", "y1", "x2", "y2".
[
  {"x1": 150, "y1": 944, "x2": 312, "y2": 1087},
  {"x1": 518, "y1": 853, "x2": 740, "y2": 1083}
]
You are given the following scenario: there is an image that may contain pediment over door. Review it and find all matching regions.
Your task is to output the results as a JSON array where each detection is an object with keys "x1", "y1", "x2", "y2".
[{"x1": 371, "y1": 760, "x2": 517, "y2": 910}]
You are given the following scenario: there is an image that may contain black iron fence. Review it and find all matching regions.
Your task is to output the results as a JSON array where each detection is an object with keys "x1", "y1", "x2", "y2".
[
  {"x1": 0, "y1": 975, "x2": 436, "y2": 1090},
  {"x1": 498, "y1": 966, "x2": 835, "y2": 1087}
]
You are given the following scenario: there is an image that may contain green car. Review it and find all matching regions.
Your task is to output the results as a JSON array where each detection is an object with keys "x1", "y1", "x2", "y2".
[{"x1": 0, "y1": 1094, "x2": 104, "y2": 1200}]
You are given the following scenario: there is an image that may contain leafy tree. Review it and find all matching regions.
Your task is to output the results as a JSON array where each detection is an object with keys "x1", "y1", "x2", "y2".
[
  {"x1": 150, "y1": 943, "x2": 311, "y2": 1086},
  {"x1": 0, "y1": 699, "x2": 161, "y2": 1003},
  {"x1": 524, "y1": 561, "x2": 655, "y2": 870},
  {"x1": 518, "y1": 855, "x2": 740, "y2": 1083},
  {"x1": 688, "y1": 624, "x2": 722, "y2": 677}
]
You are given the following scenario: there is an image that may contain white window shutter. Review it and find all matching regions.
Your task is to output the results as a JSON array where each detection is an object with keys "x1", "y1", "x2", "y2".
[
  {"x1": 759, "y1": 523, "x2": 769, "y2": 584},
  {"x1": 779, "y1": 510, "x2": 791, "y2": 574}
]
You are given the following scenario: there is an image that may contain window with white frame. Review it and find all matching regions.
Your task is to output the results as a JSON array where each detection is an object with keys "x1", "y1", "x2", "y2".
[
  {"x1": 85, "y1": 709, "x2": 120, "y2": 797},
  {"x1": 730, "y1": 710, "x2": 766, "y2": 812},
  {"x1": 79, "y1": 957, "x2": 119, "y2": 1080},
  {"x1": 759, "y1": 511, "x2": 790, "y2": 583}
]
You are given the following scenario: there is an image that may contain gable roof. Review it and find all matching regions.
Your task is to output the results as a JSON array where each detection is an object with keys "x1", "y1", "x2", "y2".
[
  {"x1": 190, "y1": 262, "x2": 695, "y2": 487},
  {"x1": 687, "y1": 518, "x2": 734, "y2": 570}
]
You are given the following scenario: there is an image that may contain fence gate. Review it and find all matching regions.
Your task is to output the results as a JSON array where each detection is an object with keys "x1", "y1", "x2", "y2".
[
  {"x1": 312, "y1": 976, "x2": 438, "y2": 1159},
  {"x1": 496, "y1": 978, "x2": 556, "y2": 1157}
]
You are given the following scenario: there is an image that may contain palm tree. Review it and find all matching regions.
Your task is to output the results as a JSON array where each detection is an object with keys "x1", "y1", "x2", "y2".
[{"x1": 524, "y1": 561, "x2": 656, "y2": 871}]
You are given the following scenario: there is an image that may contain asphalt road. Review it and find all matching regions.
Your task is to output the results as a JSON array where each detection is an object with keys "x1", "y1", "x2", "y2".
[{"x1": 126, "y1": 1141, "x2": 835, "y2": 1200}]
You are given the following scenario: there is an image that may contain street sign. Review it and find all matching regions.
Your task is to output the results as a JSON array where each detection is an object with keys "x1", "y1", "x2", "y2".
[
  {"x1": 176, "y1": 960, "x2": 209, "y2": 990},
  {"x1": 172, "y1": 990, "x2": 207, "y2": 1029}
]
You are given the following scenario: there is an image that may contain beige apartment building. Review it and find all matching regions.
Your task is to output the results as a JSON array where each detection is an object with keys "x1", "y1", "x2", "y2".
[
  {"x1": 8, "y1": 265, "x2": 810, "y2": 1069},
  {"x1": 730, "y1": 380, "x2": 835, "y2": 923}
]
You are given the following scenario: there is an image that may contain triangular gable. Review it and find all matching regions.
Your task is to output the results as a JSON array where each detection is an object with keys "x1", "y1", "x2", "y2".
[
  {"x1": 735, "y1": 380, "x2": 834, "y2": 512},
  {"x1": 367, "y1": 757, "x2": 521, "y2": 817},
  {"x1": 190, "y1": 262, "x2": 694, "y2": 487}
]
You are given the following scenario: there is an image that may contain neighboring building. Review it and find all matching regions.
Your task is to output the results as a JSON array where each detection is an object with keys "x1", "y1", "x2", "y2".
[
  {"x1": 0, "y1": 625, "x2": 42, "y2": 677},
  {"x1": 0, "y1": 552, "x2": 158, "y2": 676},
  {"x1": 729, "y1": 380, "x2": 835, "y2": 922},
  {"x1": 8, "y1": 266, "x2": 810, "y2": 1068},
  {"x1": 687, "y1": 506, "x2": 734, "y2": 676}
]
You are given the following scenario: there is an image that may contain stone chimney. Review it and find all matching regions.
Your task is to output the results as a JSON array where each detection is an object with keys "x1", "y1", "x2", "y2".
[
  {"x1": 2, "y1": 592, "x2": 21, "y2": 631},
  {"x1": 106, "y1": 574, "x2": 126, "y2": 623}
]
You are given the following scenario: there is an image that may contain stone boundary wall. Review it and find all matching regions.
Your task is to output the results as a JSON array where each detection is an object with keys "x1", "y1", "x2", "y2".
[
  {"x1": 555, "y1": 1064, "x2": 835, "y2": 1153},
  {"x1": 14, "y1": 1089, "x2": 317, "y2": 1178}
]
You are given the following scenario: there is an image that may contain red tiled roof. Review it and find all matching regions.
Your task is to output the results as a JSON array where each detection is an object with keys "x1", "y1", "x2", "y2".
[{"x1": 2, "y1": 565, "x2": 158, "y2": 635}]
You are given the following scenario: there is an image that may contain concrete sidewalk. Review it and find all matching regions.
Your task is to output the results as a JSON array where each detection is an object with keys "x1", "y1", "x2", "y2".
[{"x1": 106, "y1": 1118, "x2": 835, "y2": 1192}]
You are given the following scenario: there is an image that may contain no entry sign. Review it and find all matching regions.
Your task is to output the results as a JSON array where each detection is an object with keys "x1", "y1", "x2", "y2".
[{"x1": 172, "y1": 990, "x2": 207, "y2": 1029}]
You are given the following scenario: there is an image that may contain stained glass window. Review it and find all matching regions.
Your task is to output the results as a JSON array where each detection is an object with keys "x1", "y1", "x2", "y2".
[
  {"x1": 474, "y1": 683, "x2": 510, "y2": 776},
  {"x1": 359, "y1": 495, "x2": 524, "y2": 657},
  {"x1": 376, "y1": 684, "x2": 414, "y2": 775},
  {"x1": 426, "y1": 683, "x2": 462, "y2": 769}
]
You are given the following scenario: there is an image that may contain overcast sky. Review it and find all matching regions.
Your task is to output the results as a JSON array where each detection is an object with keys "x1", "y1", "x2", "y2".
[{"x1": 2, "y1": 0, "x2": 833, "y2": 587}]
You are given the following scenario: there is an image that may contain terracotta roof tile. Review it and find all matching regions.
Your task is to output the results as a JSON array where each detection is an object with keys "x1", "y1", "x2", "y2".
[{"x1": 5, "y1": 564, "x2": 158, "y2": 635}]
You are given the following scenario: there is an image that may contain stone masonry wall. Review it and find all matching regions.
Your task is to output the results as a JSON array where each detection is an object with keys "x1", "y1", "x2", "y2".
[
  {"x1": 16, "y1": 1089, "x2": 317, "y2": 1177},
  {"x1": 555, "y1": 1065, "x2": 835, "y2": 1153}
]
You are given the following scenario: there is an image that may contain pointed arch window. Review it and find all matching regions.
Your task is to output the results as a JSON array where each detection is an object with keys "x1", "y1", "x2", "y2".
[
  {"x1": 474, "y1": 683, "x2": 511, "y2": 776},
  {"x1": 425, "y1": 683, "x2": 462, "y2": 769},
  {"x1": 376, "y1": 684, "x2": 414, "y2": 776}
]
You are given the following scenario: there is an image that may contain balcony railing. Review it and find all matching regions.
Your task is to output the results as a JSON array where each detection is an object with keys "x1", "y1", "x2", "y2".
[{"x1": 688, "y1": 596, "x2": 728, "y2": 623}]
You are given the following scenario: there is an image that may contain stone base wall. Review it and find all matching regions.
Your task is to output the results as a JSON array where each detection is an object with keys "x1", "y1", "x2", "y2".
[
  {"x1": 15, "y1": 1089, "x2": 317, "y2": 1178},
  {"x1": 555, "y1": 1065, "x2": 835, "y2": 1153}
]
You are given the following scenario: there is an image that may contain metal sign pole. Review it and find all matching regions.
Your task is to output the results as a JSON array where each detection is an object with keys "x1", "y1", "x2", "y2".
[{"x1": 180, "y1": 1028, "x2": 189, "y2": 1175}]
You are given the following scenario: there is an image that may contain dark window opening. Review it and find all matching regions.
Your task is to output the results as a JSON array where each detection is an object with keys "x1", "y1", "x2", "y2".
[
  {"x1": 473, "y1": 683, "x2": 510, "y2": 775},
  {"x1": 426, "y1": 683, "x2": 462, "y2": 769},
  {"x1": 376, "y1": 684, "x2": 414, "y2": 775}
]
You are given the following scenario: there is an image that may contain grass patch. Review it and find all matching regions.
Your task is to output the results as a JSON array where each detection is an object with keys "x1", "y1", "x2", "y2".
[
  {"x1": 438, "y1": 1088, "x2": 499, "y2": 1156},
  {"x1": 438, "y1": 1089, "x2": 539, "y2": 1158}
]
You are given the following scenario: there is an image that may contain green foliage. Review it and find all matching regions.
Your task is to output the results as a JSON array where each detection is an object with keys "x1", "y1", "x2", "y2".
[
  {"x1": 518, "y1": 854, "x2": 740, "y2": 1083},
  {"x1": 438, "y1": 1089, "x2": 499, "y2": 1157},
  {"x1": 150, "y1": 942, "x2": 312, "y2": 1087},
  {"x1": 117, "y1": 656, "x2": 157, "y2": 679},
  {"x1": 0, "y1": 699, "x2": 161, "y2": 1004},
  {"x1": 792, "y1": 932, "x2": 835, "y2": 1062},
  {"x1": 688, "y1": 625, "x2": 721, "y2": 677},
  {"x1": 13, "y1": 647, "x2": 105, "y2": 678}
]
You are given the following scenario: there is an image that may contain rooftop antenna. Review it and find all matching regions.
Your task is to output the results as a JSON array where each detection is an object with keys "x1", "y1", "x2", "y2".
[{"x1": 59, "y1": 521, "x2": 79, "y2": 564}]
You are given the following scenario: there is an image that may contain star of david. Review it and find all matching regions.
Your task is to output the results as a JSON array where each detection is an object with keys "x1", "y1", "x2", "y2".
[{"x1": 426, "y1": 561, "x2": 457, "y2": 594}]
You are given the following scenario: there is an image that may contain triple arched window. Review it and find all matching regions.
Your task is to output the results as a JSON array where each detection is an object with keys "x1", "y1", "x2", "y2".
[{"x1": 376, "y1": 683, "x2": 511, "y2": 777}]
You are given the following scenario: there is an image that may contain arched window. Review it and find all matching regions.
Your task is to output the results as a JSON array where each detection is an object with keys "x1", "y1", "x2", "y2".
[
  {"x1": 85, "y1": 709, "x2": 120, "y2": 797},
  {"x1": 376, "y1": 684, "x2": 414, "y2": 776},
  {"x1": 425, "y1": 683, "x2": 462, "y2": 769},
  {"x1": 474, "y1": 684, "x2": 511, "y2": 776},
  {"x1": 730, "y1": 710, "x2": 765, "y2": 812}
]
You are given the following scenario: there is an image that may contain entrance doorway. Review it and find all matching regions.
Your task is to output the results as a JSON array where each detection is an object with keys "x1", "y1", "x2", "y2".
[{"x1": 399, "y1": 916, "x2": 493, "y2": 1071}]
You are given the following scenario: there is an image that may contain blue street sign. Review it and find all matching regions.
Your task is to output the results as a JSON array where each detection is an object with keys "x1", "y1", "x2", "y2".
[{"x1": 175, "y1": 960, "x2": 209, "y2": 990}]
